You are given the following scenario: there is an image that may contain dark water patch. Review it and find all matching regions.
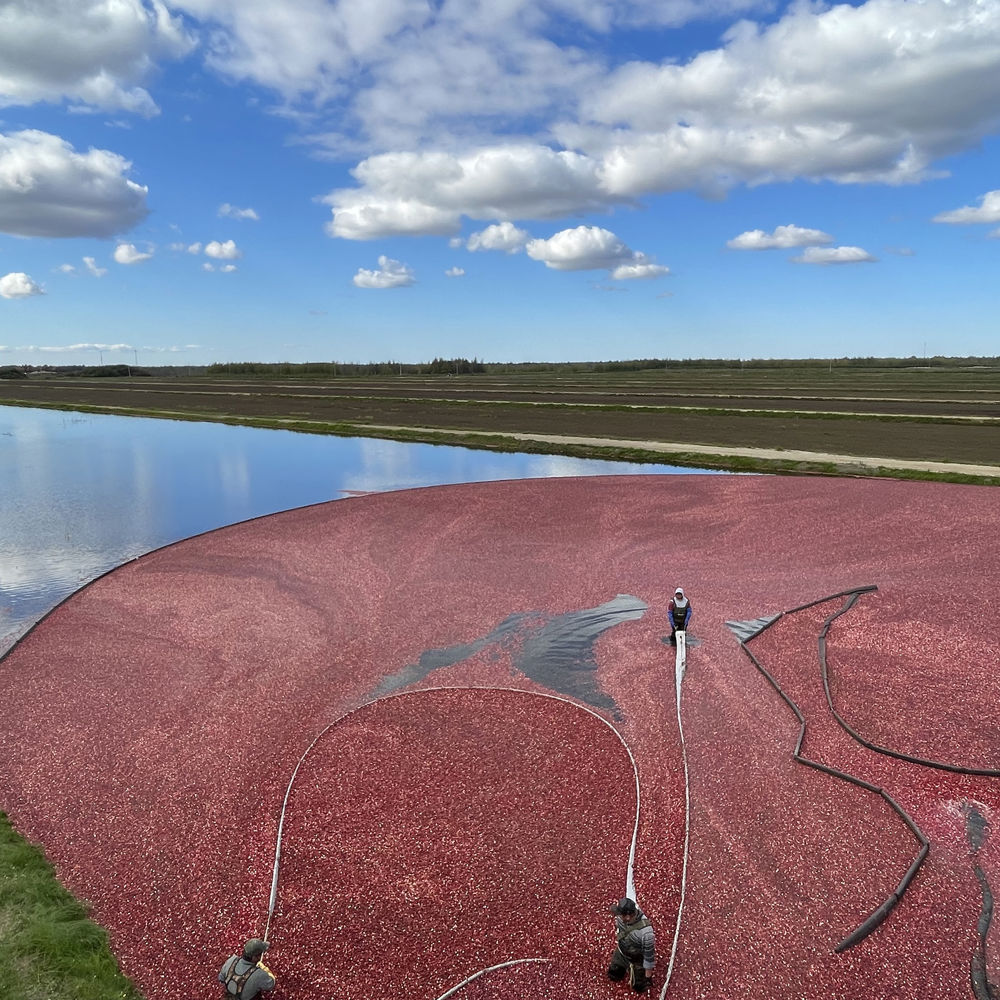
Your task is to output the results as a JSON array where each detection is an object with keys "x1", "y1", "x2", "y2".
[
  {"x1": 371, "y1": 595, "x2": 648, "y2": 717},
  {"x1": 971, "y1": 866, "x2": 997, "y2": 1000},
  {"x1": 725, "y1": 615, "x2": 781, "y2": 643},
  {"x1": 964, "y1": 801, "x2": 998, "y2": 1000},
  {"x1": 967, "y1": 801, "x2": 992, "y2": 853},
  {"x1": 514, "y1": 596, "x2": 647, "y2": 718},
  {"x1": 370, "y1": 612, "x2": 540, "y2": 698}
]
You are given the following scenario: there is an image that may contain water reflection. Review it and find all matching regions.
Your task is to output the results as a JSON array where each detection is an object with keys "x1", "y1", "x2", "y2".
[{"x1": 0, "y1": 405, "x2": 720, "y2": 654}]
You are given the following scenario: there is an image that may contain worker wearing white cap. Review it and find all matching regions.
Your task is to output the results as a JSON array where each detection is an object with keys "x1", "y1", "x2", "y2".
[{"x1": 668, "y1": 587, "x2": 691, "y2": 645}]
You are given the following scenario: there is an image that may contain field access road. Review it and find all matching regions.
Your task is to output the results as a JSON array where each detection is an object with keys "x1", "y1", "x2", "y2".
[{"x1": 365, "y1": 424, "x2": 1000, "y2": 479}]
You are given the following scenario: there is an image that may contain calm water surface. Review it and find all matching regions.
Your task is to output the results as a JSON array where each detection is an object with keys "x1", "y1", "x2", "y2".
[{"x1": 0, "y1": 405, "x2": 721, "y2": 653}]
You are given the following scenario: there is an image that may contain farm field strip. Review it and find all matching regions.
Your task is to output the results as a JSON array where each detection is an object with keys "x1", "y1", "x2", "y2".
[
  {"x1": 3, "y1": 398, "x2": 999, "y2": 478},
  {"x1": 7, "y1": 382, "x2": 998, "y2": 423},
  {"x1": 7, "y1": 391, "x2": 998, "y2": 469},
  {"x1": 7, "y1": 377, "x2": 1000, "y2": 411},
  {"x1": 3, "y1": 369, "x2": 999, "y2": 479}
]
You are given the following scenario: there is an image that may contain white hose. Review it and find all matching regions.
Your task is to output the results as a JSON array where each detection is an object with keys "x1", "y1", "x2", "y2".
[
  {"x1": 660, "y1": 631, "x2": 691, "y2": 998},
  {"x1": 433, "y1": 957, "x2": 551, "y2": 1000},
  {"x1": 263, "y1": 685, "x2": 643, "y2": 959}
]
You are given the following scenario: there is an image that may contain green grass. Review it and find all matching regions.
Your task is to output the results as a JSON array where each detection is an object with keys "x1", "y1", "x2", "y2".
[{"x1": 0, "y1": 813, "x2": 142, "y2": 1000}]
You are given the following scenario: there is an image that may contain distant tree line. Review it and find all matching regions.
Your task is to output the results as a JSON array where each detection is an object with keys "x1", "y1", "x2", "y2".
[
  {"x1": 206, "y1": 358, "x2": 488, "y2": 376},
  {"x1": 487, "y1": 355, "x2": 1000, "y2": 372},
  {"x1": 2, "y1": 355, "x2": 998, "y2": 380},
  {"x1": 204, "y1": 355, "x2": 998, "y2": 376}
]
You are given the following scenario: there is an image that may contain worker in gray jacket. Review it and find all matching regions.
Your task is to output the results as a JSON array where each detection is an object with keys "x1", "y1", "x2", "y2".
[
  {"x1": 608, "y1": 897, "x2": 655, "y2": 993},
  {"x1": 219, "y1": 938, "x2": 276, "y2": 998}
]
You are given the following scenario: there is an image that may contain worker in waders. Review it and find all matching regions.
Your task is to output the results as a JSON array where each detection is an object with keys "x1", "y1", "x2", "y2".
[
  {"x1": 608, "y1": 897, "x2": 655, "y2": 993},
  {"x1": 668, "y1": 587, "x2": 691, "y2": 645},
  {"x1": 219, "y1": 938, "x2": 276, "y2": 998}
]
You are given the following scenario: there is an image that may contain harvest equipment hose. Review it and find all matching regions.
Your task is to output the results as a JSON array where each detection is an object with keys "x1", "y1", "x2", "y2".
[
  {"x1": 660, "y1": 630, "x2": 691, "y2": 999},
  {"x1": 737, "y1": 587, "x2": 930, "y2": 952},
  {"x1": 263, "y1": 684, "x2": 643, "y2": 997}
]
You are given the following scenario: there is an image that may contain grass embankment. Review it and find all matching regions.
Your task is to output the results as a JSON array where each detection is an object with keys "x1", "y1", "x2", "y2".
[{"x1": 0, "y1": 812, "x2": 141, "y2": 1000}]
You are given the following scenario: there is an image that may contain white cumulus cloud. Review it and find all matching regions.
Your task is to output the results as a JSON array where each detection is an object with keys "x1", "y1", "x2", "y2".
[
  {"x1": 727, "y1": 224, "x2": 834, "y2": 250},
  {"x1": 0, "y1": 272, "x2": 44, "y2": 298},
  {"x1": 319, "y1": 0, "x2": 1000, "y2": 238},
  {"x1": 526, "y1": 225, "x2": 667, "y2": 278},
  {"x1": 0, "y1": 0, "x2": 193, "y2": 115},
  {"x1": 445, "y1": 266, "x2": 465, "y2": 277},
  {"x1": 168, "y1": 0, "x2": 770, "y2": 156},
  {"x1": 352, "y1": 255, "x2": 415, "y2": 288},
  {"x1": 204, "y1": 239, "x2": 242, "y2": 259},
  {"x1": 0, "y1": 341, "x2": 200, "y2": 354},
  {"x1": 527, "y1": 226, "x2": 630, "y2": 271},
  {"x1": 83, "y1": 256, "x2": 107, "y2": 277},
  {"x1": 0, "y1": 130, "x2": 148, "y2": 238},
  {"x1": 933, "y1": 190, "x2": 1000, "y2": 224},
  {"x1": 577, "y1": 0, "x2": 1000, "y2": 189},
  {"x1": 611, "y1": 261, "x2": 671, "y2": 280},
  {"x1": 114, "y1": 242, "x2": 153, "y2": 264},
  {"x1": 325, "y1": 145, "x2": 610, "y2": 240},
  {"x1": 466, "y1": 222, "x2": 530, "y2": 253},
  {"x1": 218, "y1": 203, "x2": 260, "y2": 220},
  {"x1": 792, "y1": 246, "x2": 877, "y2": 265}
]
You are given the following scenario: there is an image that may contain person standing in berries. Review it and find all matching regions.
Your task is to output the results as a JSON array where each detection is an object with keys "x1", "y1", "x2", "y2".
[
  {"x1": 668, "y1": 587, "x2": 691, "y2": 646},
  {"x1": 608, "y1": 897, "x2": 656, "y2": 993},
  {"x1": 219, "y1": 938, "x2": 276, "y2": 998}
]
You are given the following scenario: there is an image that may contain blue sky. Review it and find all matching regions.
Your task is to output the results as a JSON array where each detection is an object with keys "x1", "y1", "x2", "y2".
[{"x1": 1, "y1": 0, "x2": 999, "y2": 366}]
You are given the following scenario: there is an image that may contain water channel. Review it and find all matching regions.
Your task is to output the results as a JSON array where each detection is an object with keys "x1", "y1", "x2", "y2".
[{"x1": 0, "y1": 404, "x2": 722, "y2": 654}]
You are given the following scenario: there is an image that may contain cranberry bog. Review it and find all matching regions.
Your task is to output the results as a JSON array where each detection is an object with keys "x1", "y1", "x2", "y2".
[{"x1": 0, "y1": 475, "x2": 997, "y2": 1000}]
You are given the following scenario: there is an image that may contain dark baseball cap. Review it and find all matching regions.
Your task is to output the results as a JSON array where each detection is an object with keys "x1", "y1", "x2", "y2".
[
  {"x1": 244, "y1": 938, "x2": 269, "y2": 958},
  {"x1": 611, "y1": 897, "x2": 637, "y2": 916}
]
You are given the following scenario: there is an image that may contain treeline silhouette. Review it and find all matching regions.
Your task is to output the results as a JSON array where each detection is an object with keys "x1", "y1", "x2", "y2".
[
  {"x1": 3, "y1": 355, "x2": 998, "y2": 380},
  {"x1": 205, "y1": 355, "x2": 998, "y2": 375},
  {"x1": 206, "y1": 358, "x2": 488, "y2": 375}
]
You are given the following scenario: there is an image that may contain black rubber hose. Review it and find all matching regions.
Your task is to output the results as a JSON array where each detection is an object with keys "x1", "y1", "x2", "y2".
[
  {"x1": 739, "y1": 587, "x2": 929, "y2": 953},
  {"x1": 818, "y1": 594, "x2": 1000, "y2": 777}
]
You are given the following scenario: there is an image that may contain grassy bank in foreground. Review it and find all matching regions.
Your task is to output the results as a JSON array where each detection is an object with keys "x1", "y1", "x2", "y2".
[{"x1": 0, "y1": 812, "x2": 142, "y2": 1000}]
